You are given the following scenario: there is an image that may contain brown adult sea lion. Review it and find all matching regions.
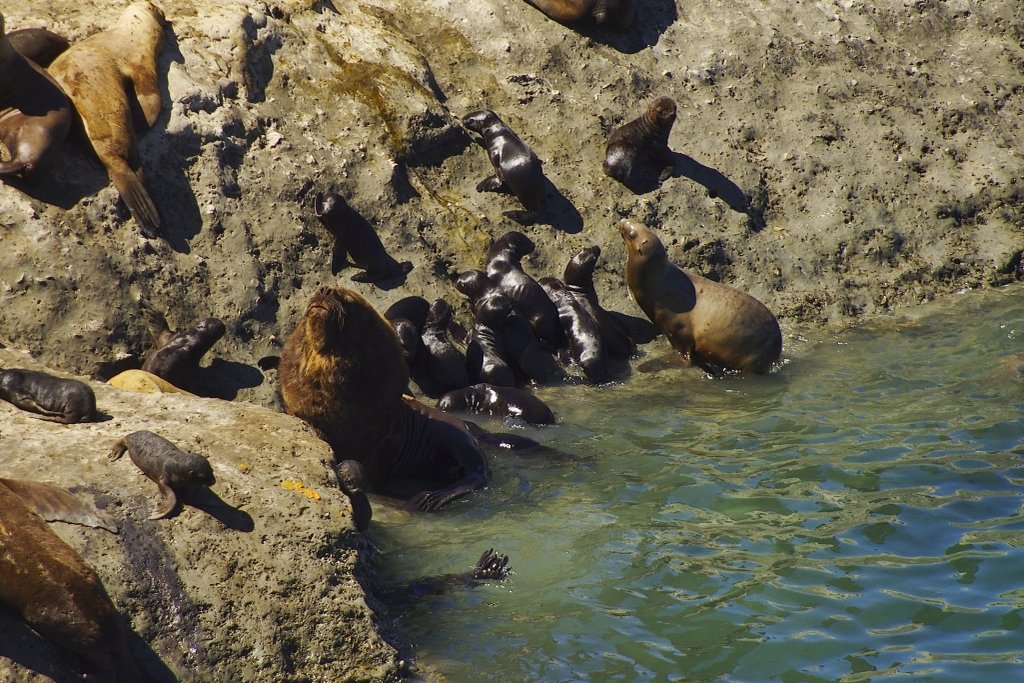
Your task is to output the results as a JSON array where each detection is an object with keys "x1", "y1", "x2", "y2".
[
  {"x1": 619, "y1": 220, "x2": 782, "y2": 374},
  {"x1": 279, "y1": 286, "x2": 490, "y2": 511},
  {"x1": 0, "y1": 15, "x2": 71, "y2": 180},
  {"x1": 521, "y1": 0, "x2": 634, "y2": 32},
  {"x1": 48, "y1": 2, "x2": 167, "y2": 239},
  {"x1": 603, "y1": 96, "x2": 677, "y2": 191},
  {"x1": 0, "y1": 480, "x2": 141, "y2": 681}
]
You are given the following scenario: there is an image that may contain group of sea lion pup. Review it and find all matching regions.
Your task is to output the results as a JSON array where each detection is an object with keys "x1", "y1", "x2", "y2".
[{"x1": 0, "y1": 0, "x2": 786, "y2": 680}]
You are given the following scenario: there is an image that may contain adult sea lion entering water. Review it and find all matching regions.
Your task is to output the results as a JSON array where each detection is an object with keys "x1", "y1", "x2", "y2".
[
  {"x1": 279, "y1": 286, "x2": 490, "y2": 511},
  {"x1": 619, "y1": 220, "x2": 782, "y2": 374}
]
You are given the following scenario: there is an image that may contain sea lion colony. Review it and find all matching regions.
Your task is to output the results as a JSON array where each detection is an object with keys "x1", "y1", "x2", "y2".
[{"x1": 0, "y1": 0, "x2": 783, "y2": 679}]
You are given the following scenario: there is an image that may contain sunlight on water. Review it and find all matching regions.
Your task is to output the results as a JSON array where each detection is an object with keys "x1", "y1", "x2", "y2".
[{"x1": 371, "y1": 286, "x2": 1024, "y2": 682}]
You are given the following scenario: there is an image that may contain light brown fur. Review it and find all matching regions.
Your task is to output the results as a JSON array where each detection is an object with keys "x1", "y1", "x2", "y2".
[
  {"x1": 48, "y1": 2, "x2": 167, "y2": 239},
  {"x1": 619, "y1": 220, "x2": 782, "y2": 374}
]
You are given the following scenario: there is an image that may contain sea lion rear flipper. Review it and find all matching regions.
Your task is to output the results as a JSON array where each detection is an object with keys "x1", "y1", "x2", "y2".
[
  {"x1": 110, "y1": 168, "x2": 161, "y2": 239},
  {"x1": 149, "y1": 480, "x2": 178, "y2": 520},
  {"x1": 0, "y1": 478, "x2": 117, "y2": 533},
  {"x1": 138, "y1": 298, "x2": 174, "y2": 346},
  {"x1": 0, "y1": 159, "x2": 29, "y2": 175}
]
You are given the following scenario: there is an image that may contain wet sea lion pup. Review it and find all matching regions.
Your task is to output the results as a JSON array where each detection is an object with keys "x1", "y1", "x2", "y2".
[
  {"x1": 279, "y1": 286, "x2": 490, "y2": 511},
  {"x1": 463, "y1": 109, "x2": 546, "y2": 224},
  {"x1": 109, "y1": 430, "x2": 216, "y2": 519},
  {"x1": 139, "y1": 299, "x2": 226, "y2": 392},
  {"x1": 619, "y1": 220, "x2": 782, "y2": 374},
  {"x1": 49, "y1": 2, "x2": 168, "y2": 239},
  {"x1": 563, "y1": 245, "x2": 637, "y2": 359},
  {"x1": 439, "y1": 383, "x2": 555, "y2": 425},
  {"x1": 7, "y1": 27, "x2": 70, "y2": 67},
  {"x1": 419, "y1": 299, "x2": 471, "y2": 395},
  {"x1": 457, "y1": 270, "x2": 518, "y2": 388},
  {"x1": 0, "y1": 368, "x2": 96, "y2": 423},
  {"x1": 0, "y1": 14, "x2": 72, "y2": 180},
  {"x1": 486, "y1": 231, "x2": 564, "y2": 350},
  {"x1": 474, "y1": 292, "x2": 566, "y2": 385},
  {"x1": 382, "y1": 549, "x2": 511, "y2": 603},
  {"x1": 314, "y1": 192, "x2": 413, "y2": 283},
  {"x1": 0, "y1": 480, "x2": 141, "y2": 681},
  {"x1": 604, "y1": 96, "x2": 677, "y2": 191},
  {"x1": 521, "y1": 0, "x2": 633, "y2": 32},
  {"x1": 539, "y1": 277, "x2": 610, "y2": 384}
]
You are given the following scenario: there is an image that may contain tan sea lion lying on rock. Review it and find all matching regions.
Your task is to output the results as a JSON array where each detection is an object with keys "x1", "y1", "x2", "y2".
[
  {"x1": 279, "y1": 286, "x2": 491, "y2": 511},
  {"x1": 619, "y1": 220, "x2": 782, "y2": 374},
  {"x1": 521, "y1": 0, "x2": 634, "y2": 32}
]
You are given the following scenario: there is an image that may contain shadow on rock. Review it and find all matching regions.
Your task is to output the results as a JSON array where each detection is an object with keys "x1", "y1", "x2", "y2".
[
  {"x1": 182, "y1": 485, "x2": 255, "y2": 532},
  {"x1": 190, "y1": 359, "x2": 265, "y2": 400},
  {"x1": 577, "y1": 0, "x2": 678, "y2": 54},
  {"x1": 527, "y1": 178, "x2": 584, "y2": 233}
]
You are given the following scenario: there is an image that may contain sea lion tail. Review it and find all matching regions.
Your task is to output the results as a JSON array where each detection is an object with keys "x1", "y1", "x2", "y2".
[{"x1": 111, "y1": 169, "x2": 162, "y2": 239}]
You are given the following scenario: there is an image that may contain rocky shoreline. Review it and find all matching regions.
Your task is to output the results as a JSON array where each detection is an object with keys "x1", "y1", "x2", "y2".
[{"x1": 1, "y1": 0, "x2": 1021, "y2": 680}]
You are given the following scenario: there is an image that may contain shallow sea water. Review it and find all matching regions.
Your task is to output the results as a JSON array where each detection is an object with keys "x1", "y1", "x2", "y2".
[{"x1": 372, "y1": 286, "x2": 1024, "y2": 682}]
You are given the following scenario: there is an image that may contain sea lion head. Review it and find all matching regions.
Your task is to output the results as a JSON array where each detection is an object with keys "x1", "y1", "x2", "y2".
[
  {"x1": 455, "y1": 270, "x2": 490, "y2": 301},
  {"x1": 593, "y1": 0, "x2": 634, "y2": 32},
  {"x1": 122, "y1": 2, "x2": 168, "y2": 30},
  {"x1": 564, "y1": 245, "x2": 601, "y2": 286},
  {"x1": 425, "y1": 299, "x2": 453, "y2": 329},
  {"x1": 184, "y1": 452, "x2": 216, "y2": 487},
  {"x1": 473, "y1": 293, "x2": 513, "y2": 327},
  {"x1": 303, "y1": 286, "x2": 351, "y2": 353},
  {"x1": 647, "y1": 97, "x2": 677, "y2": 129},
  {"x1": 618, "y1": 220, "x2": 665, "y2": 260},
  {"x1": 489, "y1": 230, "x2": 536, "y2": 261},
  {"x1": 462, "y1": 109, "x2": 501, "y2": 135}
]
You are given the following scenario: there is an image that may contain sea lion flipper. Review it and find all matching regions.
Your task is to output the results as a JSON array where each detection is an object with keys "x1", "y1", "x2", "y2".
[
  {"x1": 502, "y1": 209, "x2": 538, "y2": 226},
  {"x1": 110, "y1": 167, "x2": 162, "y2": 239},
  {"x1": 149, "y1": 480, "x2": 178, "y2": 520},
  {"x1": 476, "y1": 175, "x2": 507, "y2": 194},
  {"x1": 0, "y1": 478, "x2": 118, "y2": 533}
]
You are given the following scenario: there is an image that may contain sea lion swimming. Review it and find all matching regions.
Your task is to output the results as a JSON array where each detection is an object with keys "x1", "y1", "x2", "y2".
[
  {"x1": 463, "y1": 109, "x2": 546, "y2": 224},
  {"x1": 109, "y1": 430, "x2": 216, "y2": 519},
  {"x1": 0, "y1": 368, "x2": 96, "y2": 423},
  {"x1": 619, "y1": 220, "x2": 782, "y2": 374},
  {"x1": 279, "y1": 286, "x2": 490, "y2": 511},
  {"x1": 438, "y1": 383, "x2": 556, "y2": 425},
  {"x1": 0, "y1": 14, "x2": 72, "y2": 181},
  {"x1": 48, "y1": 2, "x2": 168, "y2": 239},
  {"x1": 0, "y1": 480, "x2": 140, "y2": 681},
  {"x1": 604, "y1": 96, "x2": 677, "y2": 192}
]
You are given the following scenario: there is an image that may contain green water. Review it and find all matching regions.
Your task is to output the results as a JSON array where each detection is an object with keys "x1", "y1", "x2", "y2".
[{"x1": 373, "y1": 286, "x2": 1024, "y2": 682}]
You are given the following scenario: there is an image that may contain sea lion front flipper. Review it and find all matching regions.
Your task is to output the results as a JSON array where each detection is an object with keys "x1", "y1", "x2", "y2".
[
  {"x1": 109, "y1": 166, "x2": 162, "y2": 239},
  {"x1": 0, "y1": 478, "x2": 117, "y2": 533},
  {"x1": 130, "y1": 69, "x2": 163, "y2": 131},
  {"x1": 502, "y1": 209, "x2": 538, "y2": 226},
  {"x1": 476, "y1": 175, "x2": 508, "y2": 194},
  {"x1": 149, "y1": 479, "x2": 178, "y2": 520}
]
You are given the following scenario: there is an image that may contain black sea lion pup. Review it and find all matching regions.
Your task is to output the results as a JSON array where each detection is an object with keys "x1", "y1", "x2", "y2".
[
  {"x1": 420, "y1": 299, "x2": 471, "y2": 394},
  {"x1": 140, "y1": 298, "x2": 226, "y2": 391},
  {"x1": 109, "y1": 430, "x2": 216, "y2": 519},
  {"x1": 604, "y1": 96, "x2": 678, "y2": 190},
  {"x1": 0, "y1": 368, "x2": 96, "y2": 423},
  {"x1": 334, "y1": 460, "x2": 373, "y2": 532},
  {"x1": 7, "y1": 27, "x2": 70, "y2": 67},
  {"x1": 619, "y1": 220, "x2": 782, "y2": 374},
  {"x1": 314, "y1": 191, "x2": 413, "y2": 283},
  {"x1": 279, "y1": 286, "x2": 490, "y2": 511},
  {"x1": 463, "y1": 109, "x2": 546, "y2": 224},
  {"x1": 486, "y1": 231, "x2": 564, "y2": 350},
  {"x1": 49, "y1": 2, "x2": 168, "y2": 239},
  {"x1": 438, "y1": 383, "x2": 555, "y2": 425},
  {"x1": 563, "y1": 245, "x2": 636, "y2": 359},
  {"x1": 475, "y1": 293, "x2": 566, "y2": 385},
  {"x1": 384, "y1": 549, "x2": 512, "y2": 603},
  {"x1": 458, "y1": 270, "x2": 518, "y2": 388},
  {"x1": 539, "y1": 277, "x2": 610, "y2": 384},
  {"x1": 0, "y1": 483, "x2": 142, "y2": 681},
  {"x1": 0, "y1": 14, "x2": 72, "y2": 180},
  {"x1": 384, "y1": 295, "x2": 430, "y2": 365},
  {"x1": 521, "y1": 0, "x2": 633, "y2": 31}
]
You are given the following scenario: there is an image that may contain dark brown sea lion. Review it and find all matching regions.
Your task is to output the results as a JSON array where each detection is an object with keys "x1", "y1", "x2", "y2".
[
  {"x1": 7, "y1": 27, "x2": 70, "y2": 67},
  {"x1": 539, "y1": 277, "x2": 610, "y2": 384},
  {"x1": 0, "y1": 16, "x2": 72, "y2": 180},
  {"x1": 619, "y1": 220, "x2": 782, "y2": 374},
  {"x1": 463, "y1": 109, "x2": 546, "y2": 224},
  {"x1": 438, "y1": 383, "x2": 555, "y2": 425},
  {"x1": 334, "y1": 460, "x2": 373, "y2": 532},
  {"x1": 109, "y1": 430, "x2": 216, "y2": 519},
  {"x1": 0, "y1": 480, "x2": 141, "y2": 681},
  {"x1": 563, "y1": 245, "x2": 636, "y2": 359},
  {"x1": 382, "y1": 549, "x2": 511, "y2": 603},
  {"x1": 521, "y1": 0, "x2": 633, "y2": 31},
  {"x1": 383, "y1": 295, "x2": 430, "y2": 368},
  {"x1": 314, "y1": 192, "x2": 413, "y2": 283},
  {"x1": 457, "y1": 270, "x2": 518, "y2": 388},
  {"x1": 603, "y1": 96, "x2": 677, "y2": 191},
  {"x1": 419, "y1": 299, "x2": 470, "y2": 394},
  {"x1": 486, "y1": 231, "x2": 563, "y2": 351},
  {"x1": 48, "y1": 2, "x2": 168, "y2": 239},
  {"x1": 0, "y1": 368, "x2": 96, "y2": 423},
  {"x1": 278, "y1": 286, "x2": 490, "y2": 511},
  {"x1": 474, "y1": 292, "x2": 566, "y2": 385},
  {"x1": 139, "y1": 299, "x2": 225, "y2": 392}
]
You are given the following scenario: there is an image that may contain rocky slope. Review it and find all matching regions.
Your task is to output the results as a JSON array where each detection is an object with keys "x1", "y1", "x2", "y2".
[{"x1": 1, "y1": 0, "x2": 1022, "y2": 679}]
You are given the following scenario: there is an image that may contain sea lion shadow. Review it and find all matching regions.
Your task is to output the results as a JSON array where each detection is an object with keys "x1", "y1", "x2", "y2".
[
  {"x1": 531, "y1": 178, "x2": 584, "y2": 233},
  {"x1": 181, "y1": 485, "x2": 254, "y2": 532},
  {"x1": 190, "y1": 359, "x2": 265, "y2": 400},
  {"x1": 674, "y1": 153, "x2": 765, "y2": 230},
  {"x1": 0, "y1": 603, "x2": 178, "y2": 683},
  {"x1": 576, "y1": 0, "x2": 678, "y2": 54}
]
